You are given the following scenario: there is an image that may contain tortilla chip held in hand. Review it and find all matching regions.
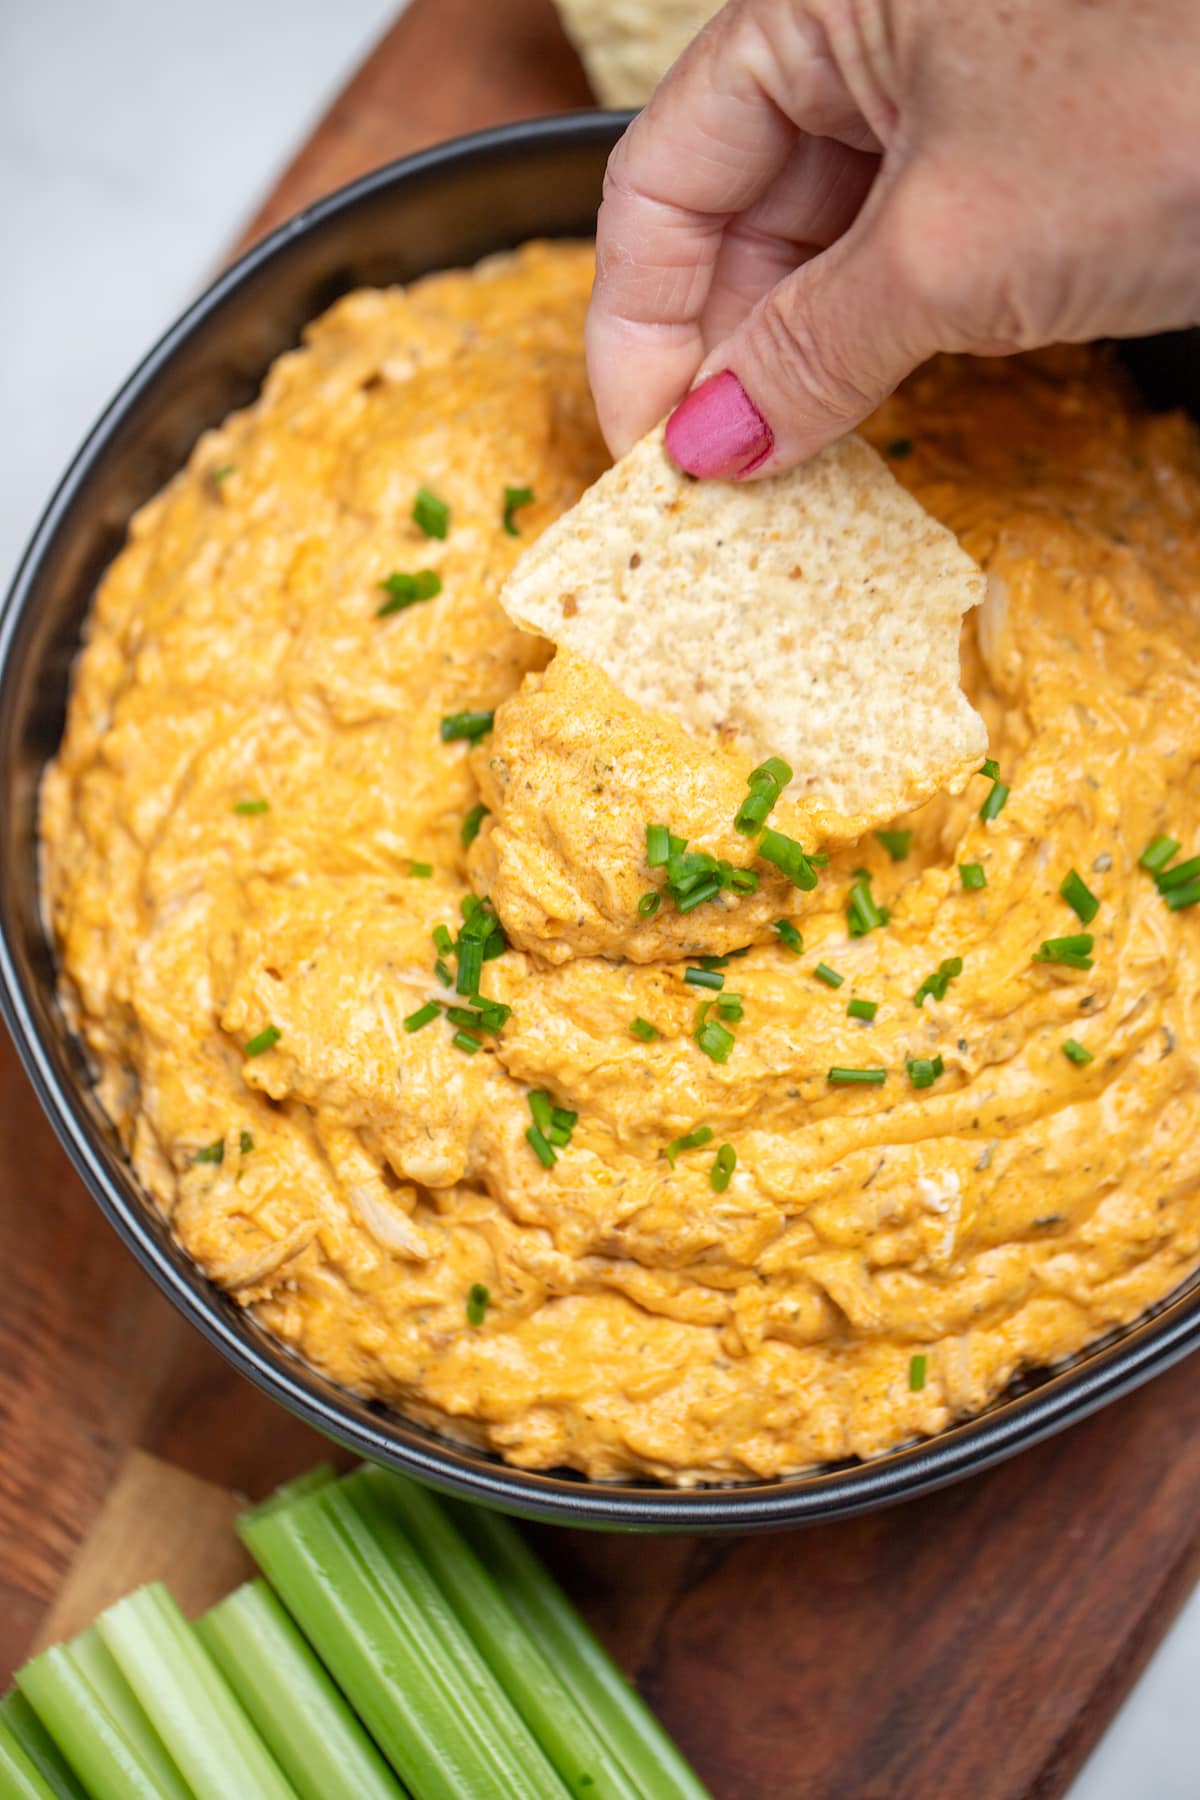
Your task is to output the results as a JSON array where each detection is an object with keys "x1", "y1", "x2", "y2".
[{"x1": 499, "y1": 423, "x2": 987, "y2": 823}]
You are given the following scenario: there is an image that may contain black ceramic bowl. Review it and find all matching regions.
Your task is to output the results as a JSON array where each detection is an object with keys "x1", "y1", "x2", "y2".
[{"x1": 5, "y1": 112, "x2": 1200, "y2": 1531}]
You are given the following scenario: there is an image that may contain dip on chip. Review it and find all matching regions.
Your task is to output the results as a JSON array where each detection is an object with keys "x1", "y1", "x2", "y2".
[{"x1": 499, "y1": 422, "x2": 988, "y2": 821}]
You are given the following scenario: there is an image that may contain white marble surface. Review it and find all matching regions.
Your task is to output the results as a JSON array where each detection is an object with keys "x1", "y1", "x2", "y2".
[
  {"x1": 0, "y1": 0, "x2": 398, "y2": 584},
  {"x1": 2, "y1": 4, "x2": 1197, "y2": 1794}
]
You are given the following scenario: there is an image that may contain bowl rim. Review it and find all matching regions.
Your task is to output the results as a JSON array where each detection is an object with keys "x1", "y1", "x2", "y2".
[{"x1": 5, "y1": 109, "x2": 1200, "y2": 1531}]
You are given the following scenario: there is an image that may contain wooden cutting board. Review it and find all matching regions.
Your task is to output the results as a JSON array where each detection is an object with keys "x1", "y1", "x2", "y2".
[{"x1": 5, "y1": 3, "x2": 1200, "y2": 1794}]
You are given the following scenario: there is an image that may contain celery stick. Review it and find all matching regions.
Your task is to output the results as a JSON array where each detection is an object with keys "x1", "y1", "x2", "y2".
[
  {"x1": 97, "y1": 1584, "x2": 297, "y2": 1800},
  {"x1": 325, "y1": 1478, "x2": 567, "y2": 1800},
  {"x1": 249, "y1": 1466, "x2": 337, "y2": 1519},
  {"x1": 197, "y1": 1581, "x2": 405, "y2": 1800},
  {"x1": 357, "y1": 1467, "x2": 642, "y2": 1800},
  {"x1": 0, "y1": 1692, "x2": 89, "y2": 1800},
  {"x1": 0, "y1": 1721, "x2": 58, "y2": 1800},
  {"x1": 65, "y1": 1628, "x2": 191, "y2": 1800},
  {"x1": 16, "y1": 1647, "x2": 176, "y2": 1800},
  {"x1": 239, "y1": 1490, "x2": 560, "y2": 1800},
  {"x1": 445, "y1": 1498, "x2": 713, "y2": 1800}
]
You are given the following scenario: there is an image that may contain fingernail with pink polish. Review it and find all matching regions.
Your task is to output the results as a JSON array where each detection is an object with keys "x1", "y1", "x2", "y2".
[{"x1": 664, "y1": 371, "x2": 773, "y2": 479}]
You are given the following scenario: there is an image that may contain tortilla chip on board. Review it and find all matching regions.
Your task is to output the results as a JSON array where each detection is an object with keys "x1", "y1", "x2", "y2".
[{"x1": 555, "y1": 0, "x2": 722, "y2": 107}]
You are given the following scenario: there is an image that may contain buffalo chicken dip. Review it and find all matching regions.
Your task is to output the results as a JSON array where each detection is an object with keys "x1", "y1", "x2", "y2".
[{"x1": 40, "y1": 241, "x2": 1200, "y2": 1483}]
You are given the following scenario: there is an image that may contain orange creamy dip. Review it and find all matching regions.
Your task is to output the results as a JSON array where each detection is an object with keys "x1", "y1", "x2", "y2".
[{"x1": 41, "y1": 242, "x2": 1200, "y2": 1483}]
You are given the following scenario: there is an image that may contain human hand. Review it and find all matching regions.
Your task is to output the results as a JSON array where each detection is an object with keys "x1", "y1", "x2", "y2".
[{"x1": 586, "y1": 0, "x2": 1200, "y2": 477}]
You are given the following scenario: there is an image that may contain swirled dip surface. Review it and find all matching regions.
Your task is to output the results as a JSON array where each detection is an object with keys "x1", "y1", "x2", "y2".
[{"x1": 41, "y1": 242, "x2": 1200, "y2": 1483}]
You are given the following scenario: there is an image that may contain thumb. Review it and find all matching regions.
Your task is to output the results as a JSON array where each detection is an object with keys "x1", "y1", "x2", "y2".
[{"x1": 664, "y1": 205, "x2": 934, "y2": 478}]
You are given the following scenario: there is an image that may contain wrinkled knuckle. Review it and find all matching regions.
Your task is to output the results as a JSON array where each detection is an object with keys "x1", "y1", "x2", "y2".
[
  {"x1": 755, "y1": 284, "x2": 875, "y2": 424},
  {"x1": 600, "y1": 142, "x2": 636, "y2": 210}
]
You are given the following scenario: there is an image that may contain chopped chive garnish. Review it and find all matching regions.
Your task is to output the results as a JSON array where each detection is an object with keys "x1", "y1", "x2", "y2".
[
  {"x1": 408, "y1": 861, "x2": 434, "y2": 878},
  {"x1": 699, "y1": 954, "x2": 730, "y2": 970},
  {"x1": 453, "y1": 895, "x2": 507, "y2": 970},
  {"x1": 694, "y1": 999, "x2": 712, "y2": 1032},
  {"x1": 239, "y1": 1129, "x2": 253, "y2": 1154},
  {"x1": 377, "y1": 569, "x2": 442, "y2": 615},
  {"x1": 460, "y1": 803, "x2": 489, "y2": 847},
  {"x1": 914, "y1": 957, "x2": 963, "y2": 1007},
  {"x1": 886, "y1": 438, "x2": 913, "y2": 459},
  {"x1": 675, "y1": 875, "x2": 722, "y2": 913},
  {"x1": 1034, "y1": 934, "x2": 1094, "y2": 970},
  {"x1": 959, "y1": 862, "x2": 987, "y2": 890},
  {"x1": 211, "y1": 463, "x2": 235, "y2": 484},
  {"x1": 980, "y1": 758, "x2": 1000, "y2": 781},
  {"x1": 466, "y1": 1282, "x2": 490, "y2": 1326},
  {"x1": 453, "y1": 1028, "x2": 483, "y2": 1054},
  {"x1": 650, "y1": 834, "x2": 760, "y2": 913},
  {"x1": 193, "y1": 1139, "x2": 225, "y2": 1165},
  {"x1": 525, "y1": 1124, "x2": 556, "y2": 1167},
  {"x1": 1165, "y1": 880, "x2": 1200, "y2": 911},
  {"x1": 433, "y1": 924, "x2": 454, "y2": 955},
  {"x1": 446, "y1": 1005, "x2": 487, "y2": 1030},
  {"x1": 906, "y1": 1054, "x2": 945, "y2": 1089},
  {"x1": 528, "y1": 1091, "x2": 554, "y2": 1134},
  {"x1": 440, "y1": 710, "x2": 494, "y2": 744},
  {"x1": 523, "y1": 1093, "x2": 576, "y2": 1151},
  {"x1": 466, "y1": 1005, "x2": 507, "y2": 1034},
  {"x1": 233, "y1": 798, "x2": 270, "y2": 816},
  {"x1": 909, "y1": 1353, "x2": 927, "y2": 1391},
  {"x1": 875, "y1": 830, "x2": 912, "y2": 861},
  {"x1": 685, "y1": 968, "x2": 724, "y2": 991},
  {"x1": 666, "y1": 1125, "x2": 714, "y2": 1167},
  {"x1": 814, "y1": 962, "x2": 844, "y2": 989},
  {"x1": 1060, "y1": 868, "x2": 1099, "y2": 924},
  {"x1": 695, "y1": 1018, "x2": 735, "y2": 1063},
  {"x1": 404, "y1": 1001, "x2": 441, "y2": 1033},
  {"x1": 1063, "y1": 1038, "x2": 1093, "y2": 1066},
  {"x1": 749, "y1": 756, "x2": 793, "y2": 789},
  {"x1": 1139, "y1": 835, "x2": 1180, "y2": 873},
  {"x1": 668, "y1": 850, "x2": 715, "y2": 885},
  {"x1": 710, "y1": 1144, "x2": 737, "y2": 1192},
  {"x1": 979, "y1": 781, "x2": 1010, "y2": 823},
  {"x1": 456, "y1": 936, "x2": 483, "y2": 996},
  {"x1": 646, "y1": 823, "x2": 670, "y2": 866},
  {"x1": 413, "y1": 486, "x2": 450, "y2": 539},
  {"x1": 502, "y1": 485, "x2": 535, "y2": 536},
  {"x1": 774, "y1": 920, "x2": 804, "y2": 954},
  {"x1": 716, "y1": 992, "x2": 744, "y2": 1021},
  {"x1": 734, "y1": 788, "x2": 774, "y2": 833},
  {"x1": 638, "y1": 891, "x2": 661, "y2": 917},
  {"x1": 847, "y1": 997, "x2": 878, "y2": 1022},
  {"x1": 828, "y1": 1066, "x2": 887, "y2": 1086},
  {"x1": 758, "y1": 827, "x2": 822, "y2": 890},
  {"x1": 434, "y1": 959, "x2": 453, "y2": 987},
  {"x1": 847, "y1": 873, "x2": 888, "y2": 937},
  {"x1": 1156, "y1": 854, "x2": 1200, "y2": 891},
  {"x1": 735, "y1": 759, "x2": 786, "y2": 829},
  {"x1": 244, "y1": 1026, "x2": 281, "y2": 1057}
]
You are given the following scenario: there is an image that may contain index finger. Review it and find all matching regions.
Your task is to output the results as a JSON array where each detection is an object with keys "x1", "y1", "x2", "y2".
[
  {"x1": 585, "y1": 10, "x2": 795, "y2": 454},
  {"x1": 584, "y1": 1, "x2": 872, "y2": 454}
]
